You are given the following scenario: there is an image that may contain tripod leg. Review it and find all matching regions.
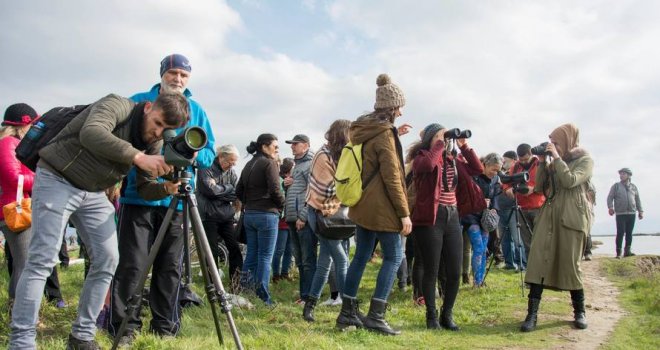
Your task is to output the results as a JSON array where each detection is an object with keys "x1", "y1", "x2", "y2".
[
  {"x1": 188, "y1": 194, "x2": 244, "y2": 350},
  {"x1": 515, "y1": 206, "x2": 531, "y2": 297},
  {"x1": 188, "y1": 199, "x2": 224, "y2": 347},
  {"x1": 182, "y1": 201, "x2": 192, "y2": 286},
  {"x1": 111, "y1": 198, "x2": 179, "y2": 350}
]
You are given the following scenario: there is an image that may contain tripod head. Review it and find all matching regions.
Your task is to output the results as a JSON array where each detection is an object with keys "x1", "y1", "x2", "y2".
[{"x1": 171, "y1": 166, "x2": 196, "y2": 195}]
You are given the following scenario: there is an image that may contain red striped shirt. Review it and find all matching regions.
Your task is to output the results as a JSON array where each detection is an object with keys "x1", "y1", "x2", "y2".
[{"x1": 437, "y1": 164, "x2": 457, "y2": 206}]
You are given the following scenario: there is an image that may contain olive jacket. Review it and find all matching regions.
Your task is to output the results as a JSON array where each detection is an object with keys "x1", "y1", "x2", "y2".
[
  {"x1": 347, "y1": 113, "x2": 409, "y2": 233},
  {"x1": 524, "y1": 148, "x2": 594, "y2": 290},
  {"x1": 38, "y1": 94, "x2": 161, "y2": 192}
]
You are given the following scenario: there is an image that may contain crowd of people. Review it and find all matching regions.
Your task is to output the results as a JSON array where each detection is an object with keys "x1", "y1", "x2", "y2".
[{"x1": 0, "y1": 54, "x2": 645, "y2": 349}]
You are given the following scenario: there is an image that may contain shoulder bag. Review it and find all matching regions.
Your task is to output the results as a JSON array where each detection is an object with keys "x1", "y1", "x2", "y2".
[{"x1": 3, "y1": 175, "x2": 32, "y2": 232}]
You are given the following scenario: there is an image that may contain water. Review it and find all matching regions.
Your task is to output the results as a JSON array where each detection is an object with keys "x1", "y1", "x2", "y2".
[{"x1": 591, "y1": 235, "x2": 660, "y2": 256}]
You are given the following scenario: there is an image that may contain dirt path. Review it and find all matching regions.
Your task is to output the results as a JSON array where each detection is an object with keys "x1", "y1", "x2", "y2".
[{"x1": 550, "y1": 255, "x2": 625, "y2": 350}]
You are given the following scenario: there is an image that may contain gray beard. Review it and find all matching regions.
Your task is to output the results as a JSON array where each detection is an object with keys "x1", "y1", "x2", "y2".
[{"x1": 161, "y1": 84, "x2": 184, "y2": 94}]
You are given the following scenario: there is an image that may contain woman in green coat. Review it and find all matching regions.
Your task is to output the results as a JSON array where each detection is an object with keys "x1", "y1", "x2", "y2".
[{"x1": 520, "y1": 123, "x2": 593, "y2": 332}]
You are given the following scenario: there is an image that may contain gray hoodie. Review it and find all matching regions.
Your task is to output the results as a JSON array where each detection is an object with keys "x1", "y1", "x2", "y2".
[
  {"x1": 285, "y1": 150, "x2": 315, "y2": 222},
  {"x1": 607, "y1": 180, "x2": 642, "y2": 215}
]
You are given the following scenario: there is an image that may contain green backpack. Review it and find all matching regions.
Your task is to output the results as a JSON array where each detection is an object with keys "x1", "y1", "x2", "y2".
[{"x1": 334, "y1": 142, "x2": 379, "y2": 207}]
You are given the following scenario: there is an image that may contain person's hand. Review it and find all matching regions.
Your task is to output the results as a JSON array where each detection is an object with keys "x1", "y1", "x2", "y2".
[
  {"x1": 296, "y1": 219, "x2": 306, "y2": 231},
  {"x1": 401, "y1": 216, "x2": 412, "y2": 235},
  {"x1": 639, "y1": 212, "x2": 644, "y2": 220},
  {"x1": 505, "y1": 188, "x2": 515, "y2": 199},
  {"x1": 398, "y1": 123, "x2": 413, "y2": 136},
  {"x1": 283, "y1": 176, "x2": 294, "y2": 187},
  {"x1": 209, "y1": 178, "x2": 216, "y2": 186},
  {"x1": 545, "y1": 143, "x2": 560, "y2": 159},
  {"x1": 608, "y1": 208, "x2": 615, "y2": 216},
  {"x1": 485, "y1": 198, "x2": 491, "y2": 207},
  {"x1": 133, "y1": 153, "x2": 172, "y2": 178},
  {"x1": 163, "y1": 181, "x2": 181, "y2": 195},
  {"x1": 456, "y1": 138, "x2": 468, "y2": 148}
]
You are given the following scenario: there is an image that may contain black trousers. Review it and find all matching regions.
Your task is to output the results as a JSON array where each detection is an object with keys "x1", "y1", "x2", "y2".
[
  {"x1": 202, "y1": 219, "x2": 243, "y2": 279},
  {"x1": 5, "y1": 240, "x2": 62, "y2": 301},
  {"x1": 58, "y1": 239, "x2": 70, "y2": 267},
  {"x1": 414, "y1": 205, "x2": 463, "y2": 313},
  {"x1": 615, "y1": 214, "x2": 636, "y2": 252},
  {"x1": 109, "y1": 204, "x2": 184, "y2": 337}
]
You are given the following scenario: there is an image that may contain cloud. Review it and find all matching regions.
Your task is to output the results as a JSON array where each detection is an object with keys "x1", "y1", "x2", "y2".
[
  {"x1": 0, "y1": 0, "x2": 657, "y2": 236},
  {"x1": 325, "y1": 0, "x2": 659, "y2": 235}
]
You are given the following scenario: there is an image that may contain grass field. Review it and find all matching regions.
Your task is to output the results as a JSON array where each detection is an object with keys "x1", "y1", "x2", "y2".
[{"x1": 0, "y1": 247, "x2": 657, "y2": 349}]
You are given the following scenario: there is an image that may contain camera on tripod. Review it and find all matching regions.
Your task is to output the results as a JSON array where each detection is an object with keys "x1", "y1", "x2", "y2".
[
  {"x1": 444, "y1": 128, "x2": 472, "y2": 139},
  {"x1": 500, "y1": 171, "x2": 529, "y2": 185},
  {"x1": 163, "y1": 126, "x2": 208, "y2": 168},
  {"x1": 499, "y1": 171, "x2": 530, "y2": 194}
]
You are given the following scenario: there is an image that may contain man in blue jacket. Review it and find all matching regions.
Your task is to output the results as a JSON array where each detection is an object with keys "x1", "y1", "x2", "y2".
[{"x1": 108, "y1": 54, "x2": 216, "y2": 344}]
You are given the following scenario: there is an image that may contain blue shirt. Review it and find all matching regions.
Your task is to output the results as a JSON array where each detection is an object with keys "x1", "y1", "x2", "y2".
[{"x1": 120, "y1": 84, "x2": 216, "y2": 209}]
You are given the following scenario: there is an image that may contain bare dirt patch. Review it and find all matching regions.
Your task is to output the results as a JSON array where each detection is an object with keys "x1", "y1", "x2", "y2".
[{"x1": 548, "y1": 255, "x2": 625, "y2": 350}]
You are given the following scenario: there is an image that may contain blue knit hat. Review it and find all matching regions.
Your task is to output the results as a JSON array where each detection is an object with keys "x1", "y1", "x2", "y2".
[
  {"x1": 160, "y1": 54, "x2": 192, "y2": 77},
  {"x1": 421, "y1": 123, "x2": 445, "y2": 146}
]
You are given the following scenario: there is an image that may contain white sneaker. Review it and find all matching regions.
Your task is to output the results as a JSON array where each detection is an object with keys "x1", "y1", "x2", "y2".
[
  {"x1": 320, "y1": 296, "x2": 342, "y2": 306},
  {"x1": 319, "y1": 297, "x2": 335, "y2": 306}
]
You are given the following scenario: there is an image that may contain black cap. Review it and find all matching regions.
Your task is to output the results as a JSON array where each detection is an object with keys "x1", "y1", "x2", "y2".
[
  {"x1": 3, "y1": 103, "x2": 38, "y2": 126},
  {"x1": 285, "y1": 134, "x2": 310, "y2": 144}
]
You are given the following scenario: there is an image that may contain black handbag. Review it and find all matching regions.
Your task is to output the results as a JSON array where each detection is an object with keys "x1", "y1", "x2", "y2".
[
  {"x1": 316, "y1": 207, "x2": 355, "y2": 240},
  {"x1": 235, "y1": 210, "x2": 246, "y2": 244}
]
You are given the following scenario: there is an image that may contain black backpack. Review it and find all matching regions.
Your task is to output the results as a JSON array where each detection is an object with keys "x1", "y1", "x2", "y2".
[{"x1": 16, "y1": 104, "x2": 89, "y2": 171}]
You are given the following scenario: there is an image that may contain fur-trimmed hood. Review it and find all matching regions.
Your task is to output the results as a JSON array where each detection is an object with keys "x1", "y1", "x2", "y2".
[{"x1": 563, "y1": 147, "x2": 589, "y2": 162}]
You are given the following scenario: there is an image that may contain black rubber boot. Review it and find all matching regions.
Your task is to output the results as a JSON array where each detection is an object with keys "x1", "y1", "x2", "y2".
[
  {"x1": 520, "y1": 297, "x2": 541, "y2": 332},
  {"x1": 303, "y1": 297, "x2": 317, "y2": 322},
  {"x1": 571, "y1": 291, "x2": 588, "y2": 329},
  {"x1": 336, "y1": 296, "x2": 363, "y2": 331},
  {"x1": 363, "y1": 298, "x2": 401, "y2": 336},
  {"x1": 440, "y1": 307, "x2": 460, "y2": 331},
  {"x1": 624, "y1": 246, "x2": 635, "y2": 257},
  {"x1": 615, "y1": 248, "x2": 622, "y2": 259},
  {"x1": 426, "y1": 308, "x2": 440, "y2": 329}
]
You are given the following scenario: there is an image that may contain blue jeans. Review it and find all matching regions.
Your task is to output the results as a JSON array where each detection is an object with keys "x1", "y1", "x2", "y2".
[
  {"x1": 467, "y1": 224, "x2": 488, "y2": 286},
  {"x1": 288, "y1": 220, "x2": 317, "y2": 300},
  {"x1": 241, "y1": 210, "x2": 278, "y2": 304},
  {"x1": 10, "y1": 167, "x2": 119, "y2": 349},
  {"x1": 272, "y1": 228, "x2": 292, "y2": 276},
  {"x1": 343, "y1": 226, "x2": 402, "y2": 301},
  {"x1": 308, "y1": 232, "x2": 349, "y2": 300},
  {"x1": 498, "y1": 208, "x2": 526, "y2": 269}
]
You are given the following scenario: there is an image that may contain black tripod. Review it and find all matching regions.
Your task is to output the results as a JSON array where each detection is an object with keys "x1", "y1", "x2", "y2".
[
  {"x1": 111, "y1": 169, "x2": 243, "y2": 350},
  {"x1": 507, "y1": 186, "x2": 533, "y2": 297},
  {"x1": 482, "y1": 184, "x2": 532, "y2": 296}
]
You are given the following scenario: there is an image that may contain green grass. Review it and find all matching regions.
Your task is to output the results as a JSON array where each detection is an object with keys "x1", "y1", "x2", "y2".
[
  {"x1": 0, "y1": 249, "x2": 656, "y2": 349},
  {"x1": 601, "y1": 256, "x2": 660, "y2": 350}
]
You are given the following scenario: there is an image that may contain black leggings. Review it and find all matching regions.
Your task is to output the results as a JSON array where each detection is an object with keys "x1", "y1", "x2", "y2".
[{"x1": 414, "y1": 205, "x2": 463, "y2": 312}]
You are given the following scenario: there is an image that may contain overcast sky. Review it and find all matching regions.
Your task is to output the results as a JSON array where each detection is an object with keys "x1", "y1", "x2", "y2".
[{"x1": 1, "y1": 0, "x2": 657, "y2": 238}]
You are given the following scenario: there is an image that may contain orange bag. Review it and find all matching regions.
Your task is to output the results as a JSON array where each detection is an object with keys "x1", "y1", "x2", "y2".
[{"x1": 2, "y1": 175, "x2": 32, "y2": 232}]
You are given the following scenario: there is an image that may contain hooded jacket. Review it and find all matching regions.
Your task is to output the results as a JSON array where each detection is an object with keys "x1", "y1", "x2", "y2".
[
  {"x1": 347, "y1": 113, "x2": 409, "y2": 232},
  {"x1": 284, "y1": 149, "x2": 315, "y2": 223},
  {"x1": 455, "y1": 145, "x2": 486, "y2": 218},
  {"x1": 38, "y1": 94, "x2": 161, "y2": 192},
  {"x1": 525, "y1": 148, "x2": 593, "y2": 290}
]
